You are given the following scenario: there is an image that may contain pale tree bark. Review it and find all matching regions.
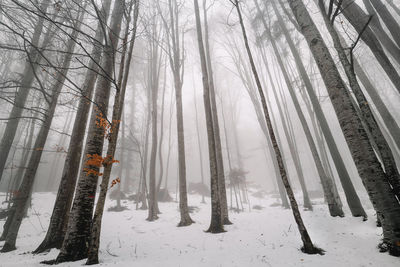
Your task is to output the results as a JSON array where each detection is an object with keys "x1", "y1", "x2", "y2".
[
  {"x1": 33, "y1": 0, "x2": 112, "y2": 254},
  {"x1": 255, "y1": 0, "x2": 343, "y2": 216},
  {"x1": 289, "y1": 0, "x2": 400, "y2": 256},
  {"x1": 319, "y1": 0, "x2": 400, "y2": 201},
  {"x1": 234, "y1": 0, "x2": 321, "y2": 254},
  {"x1": 159, "y1": 0, "x2": 193, "y2": 226},
  {"x1": 55, "y1": 0, "x2": 125, "y2": 262},
  {"x1": 194, "y1": 85, "x2": 206, "y2": 204},
  {"x1": 0, "y1": 5, "x2": 85, "y2": 252},
  {"x1": 274, "y1": 0, "x2": 367, "y2": 218},
  {"x1": 353, "y1": 59, "x2": 400, "y2": 151},
  {"x1": 225, "y1": 37, "x2": 289, "y2": 208},
  {"x1": 337, "y1": 0, "x2": 400, "y2": 94},
  {"x1": 193, "y1": 0, "x2": 224, "y2": 233}
]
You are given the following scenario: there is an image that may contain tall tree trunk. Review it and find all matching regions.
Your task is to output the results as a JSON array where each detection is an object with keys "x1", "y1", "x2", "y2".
[
  {"x1": 338, "y1": 0, "x2": 400, "y2": 94},
  {"x1": 202, "y1": 0, "x2": 231, "y2": 225},
  {"x1": 33, "y1": 0, "x2": 112, "y2": 254},
  {"x1": 369, "y1": 0, "x2": 400, "y2": 47},
  {"x1": 193, "y1": 0, "x2": 224, "y2": 233},
  {"x1": 235, "y1": 0, "x2": 321, "y2": 254},
  {"x1": 0, "y1": 0, "x2": 51, "y2": 183},
  {"x1": 353, "y1": 59, "x2": 400, "y2": 151},
  {"x1": 289, "y1": 0, "x2": 400, "y2": 256},
  {"x1": 194, "y1": 85, "x2": 206, "y2": 204},
  {"x1": 274, "y1": 0, "x2": 367, "y2": 218},
  {"x1": 86, "y1": 4, "x2": 139, "y2": 263},
  {"x1": 0, "y1": 6, "x2": 84, "y2": 252},
  {"x1": 257, "y1": 0, "x2": 343, "y2": 216},
  {"x1": 55, "y1": 1, "x2": 125, "y2": 262},
  {"x1": 319, "y1": 0, "x2": 400, "y2": 201}
]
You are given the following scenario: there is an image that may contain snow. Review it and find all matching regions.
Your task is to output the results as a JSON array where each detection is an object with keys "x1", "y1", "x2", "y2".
[{"x1": 0, "y1": 191, "x2": 398, "y2": 267}]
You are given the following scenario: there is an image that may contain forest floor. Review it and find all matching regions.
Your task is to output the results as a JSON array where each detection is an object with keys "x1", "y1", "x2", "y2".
[{"x1": 0, "y1": 189, "x2": 398, "y2": 267}]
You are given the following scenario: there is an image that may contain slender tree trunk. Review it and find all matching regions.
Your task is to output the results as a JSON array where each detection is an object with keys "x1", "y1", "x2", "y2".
[
  {"x1": 274, "y1": 0, "x2": 367, "y2": 218},
  {"x1": 236, "y1": 0, "x2": 321, "y2": 254},
  {"x1": 194, "y1": 85, "x2": 206, "y2": 204},
  {"x1": 289, "y1": 0, "x2": 400, "y2": 256},
  {"x1": 0, "y1": 6, "x2": 84, "y2": 252},
  {"x1": 203, "y1": 0, "x2": 231, "y2": 225},
  {"x1": 0, "y1": 0, "x2": 51, "y2": 183},
  {"x1": 33, "y1": 0, "x2": 112, "y2": 254},
  {"x1": 55, "y1": 1, "x2": 125, "y2": 262},
  {"x1": 257, "y1": 0, "x2": 343, "y2": 216},
  {"x1": 193, "y1": 0, "x2": 224, "y2": 233}
]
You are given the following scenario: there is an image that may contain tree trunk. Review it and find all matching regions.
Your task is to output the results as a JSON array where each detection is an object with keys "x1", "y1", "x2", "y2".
[
  {"x1": 275, "y1": 0, "x2": 367, "y2": 218},
  {"x1": 55, "y1": 1, "x2": 125, "y2": 262},
  {"x1": 33, "y1": 0, "x2": 112, "y2": 254},
  {"x1": 369, "y1": 0, "x2": 400, "y2": 47},
  {"x1": 0, "y1": 6, "x2": 84, "y2": 252},
  {"x1": 236, "y1": 0, "x2": 321, "y2": 254},
  {"x1": 86, "y1": 4, "x2": 139, "y2": 263},
  {"x1": 319, "y1": 1, "x2": 400, "y2": 201},
  {"x1": 0, "y1": 0, "x2": 51, "y2": 183},
  {"x1": 289, "y1": 0, "x2": 400, "y2": 256},
  {"x1": 203, "y1": 0, "x2": 231, "y2": 225},
  {"x1": 258, "y1": 0, "x2": 343, "y2": 216},
  {"x1": 338, "y1": 0, "x2": 400, "y2": 94},
  {"x1": 193, "y1": 0, "x2": 224, "y2": 233}
]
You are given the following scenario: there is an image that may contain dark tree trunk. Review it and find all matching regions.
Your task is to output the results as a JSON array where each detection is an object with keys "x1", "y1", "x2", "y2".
[
  {"x1": 33, "y1": 0, "x2": 112, "y2": 254},
  {"x1": 0, "y1": 0, "x2": 51, "y2": 183},
  {"x1": 55, "y1": 1, "x2": 125, "y2": 262},
  {"x1": 193, "y1": 0, "x2": 224, "y2": 233}
]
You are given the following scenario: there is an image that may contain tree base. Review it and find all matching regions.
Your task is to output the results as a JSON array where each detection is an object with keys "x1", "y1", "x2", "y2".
[
  {"x1": 301, "y1": 245, "x2": 325, "y2": 255},
  {"x1": 223, "y1": 217, "x2": 233, "y2": 225},
  {"x1": 33, "y1": 238, "x2": 61, "y2": 254},
  {"x1": 328, "y1": 204, "x2": 345, "y2": 217},
  {"x1": 378, "y1": 241, "x2": 400, "y2": 257},
  {"x1": 0, "y1": 242, "x2": 16, "y2": 253},
  {"x1": 178, "y1": 217, "x2": 194, "y2": 227},
  {"x1": 206, "y1": 223, "x2": 225, "y2": 234}
]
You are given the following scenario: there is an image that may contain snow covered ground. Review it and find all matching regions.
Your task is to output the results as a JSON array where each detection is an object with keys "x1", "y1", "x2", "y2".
[{"x1": 0, "y1": 191, "x2": 398, "y2": 267}]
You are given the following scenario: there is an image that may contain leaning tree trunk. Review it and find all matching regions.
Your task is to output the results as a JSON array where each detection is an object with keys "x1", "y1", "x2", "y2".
[
  {"x1": 86, "y1": 4, "x2": 139, "y2": 263},
  {"x1": 338, "y1": 0, "x2": 400, "y2": 94},
  {"x1": 0, "y1": 0, "x2": 51, "y2": 183},
  {"x1": 0, "y1": 7, "x2": 84, "y2": 252},
  {"x1": 289, "y1": 0, "x2": 400, "y2": 256},
  {"x1": 274, "y1": 0, "x2": 367, "y2": 218},
  {"x1": 369, "y1": 0, "x2": 400, "y2": 48},
  {"x1": 256, "y1": 0, "x2": 343, "y2": 216},
  {"x1": 236, "y1": 0, "x2": 321, "y2": 254},
  {"x1": 193, "y1": 0, "x2": 224, "y2": 233},
  {"x1": 203, "y1": 0, "x2": 231, "y2": 225},
  {"x1": 33, "y1": 0, "x2": 112, "y2": 254},
  {"x1": 55, "y1": 1, "x2": 125, "y2": 262},
  {"x1": 319, "y1": 1, "x2": 400, "y2": 201}
]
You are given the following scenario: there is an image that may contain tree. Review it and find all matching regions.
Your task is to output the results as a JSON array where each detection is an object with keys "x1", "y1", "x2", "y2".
[
  {"x1": 233, "y1": 0, "x2": 322, "y2": 254},
  {"x1": 54, "y1": 0, "x2": 125, "y2": 262},
  {"x1": 288, "y1": 0, "x2": 400, "y2": 256},
  {"x1": 193, "y1": 0, "x2": 224, "y2": 233}
]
